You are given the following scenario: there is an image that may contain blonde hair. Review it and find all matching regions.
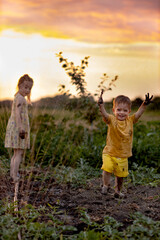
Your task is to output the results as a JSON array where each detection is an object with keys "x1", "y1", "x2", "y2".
[
  {"x1": 113, "y1": 95, "x2": 132, "y2": 110},
  {"x1": 16, "y1": 74, "x2": 34, "y2": 103}
]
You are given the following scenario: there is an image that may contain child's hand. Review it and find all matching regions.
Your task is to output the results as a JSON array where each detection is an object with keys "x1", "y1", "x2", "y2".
[
  {"x1": 98, "y1": 90, "x2": 104, "y2": 105},
  {"x1": 144, "y1": 93, "x2": 153, "y2": 105},
  {"x1": 19, "y1": 130, "x2": 26, "y2": 139}
]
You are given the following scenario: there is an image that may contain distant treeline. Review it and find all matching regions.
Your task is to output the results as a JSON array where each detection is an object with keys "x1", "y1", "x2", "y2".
[{"x1": 0, "y1": 95, "x2": 160, "y2": 111}]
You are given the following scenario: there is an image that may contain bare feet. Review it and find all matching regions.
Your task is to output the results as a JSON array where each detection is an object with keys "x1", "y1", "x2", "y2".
[
  {"x1": 102, "y1": 185, "x2": 114, "y2": 195},
  {"x1": 114, "y1": 192, "x2": 125, "y2": 198}
]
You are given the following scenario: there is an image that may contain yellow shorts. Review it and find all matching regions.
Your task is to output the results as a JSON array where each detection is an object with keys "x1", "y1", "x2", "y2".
[{"x1": 101, "y1": 154, "x2": 129, "y2": 177}]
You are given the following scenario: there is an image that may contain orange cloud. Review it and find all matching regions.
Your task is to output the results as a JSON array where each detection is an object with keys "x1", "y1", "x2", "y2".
[{"x1": 1, "y1": 0, "x2": 160, "y2": 43}]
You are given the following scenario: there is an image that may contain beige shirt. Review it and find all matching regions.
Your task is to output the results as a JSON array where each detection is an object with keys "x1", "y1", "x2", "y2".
[{"x1": 103, "y1": 114, "x2": 137, "y2": 158}]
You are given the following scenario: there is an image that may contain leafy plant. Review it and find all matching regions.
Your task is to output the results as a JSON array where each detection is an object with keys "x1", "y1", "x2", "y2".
[
  {"x1": 129, "y1": 163, "x2": 160, "y2": 186},
  {"x1": 125, "y1": 212, "x2": 160, "y2": 239},
  {"x1": 54, "y1": 159, "x2": 100, "y2": 188},
  {"x1": 131, "y1": 121, "x2": 160, "y2": 170},
  {"x1": 0, "y1": 202, "x2": 77, "y2": 239},
  {"x1": 56, "y1": 52, "x2": 118, "y2": 125},
  {"x1": 56, "y1": 52, "x2": 90, "y2": 97},
  {"x1": 94, "y1": 73, "x2": 118, "y2": 97}
]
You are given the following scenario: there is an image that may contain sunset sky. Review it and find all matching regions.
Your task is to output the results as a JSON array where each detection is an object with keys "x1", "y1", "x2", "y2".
[{"x1": 0, "y1": 0, "x2": 160, "y2": 101}]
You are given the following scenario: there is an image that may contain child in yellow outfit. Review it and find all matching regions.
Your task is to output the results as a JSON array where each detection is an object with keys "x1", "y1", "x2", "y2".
[{"x1": 98, "y1": 91, "x2": 153, "y2": 198}]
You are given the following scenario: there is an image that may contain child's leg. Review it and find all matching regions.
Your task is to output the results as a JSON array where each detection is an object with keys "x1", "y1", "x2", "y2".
[
  {"x1": 102, "y1": 170, "x2": 111, "y2": 187},
  {"x1": 102, "y1": 170, "x2": 112, "y2": 194},
  {"x1": 101, "y1": 154, "x2": 114, "y2": 194},
  {"x1": 10, "y1": 151, "x2": 16, "y2": 178},
  {"x1": 11, "y1": 149, "x2": 24, "y2": 182},
  {"x1": 115, "y1": 176, "x2": 123, "y2": 193}
]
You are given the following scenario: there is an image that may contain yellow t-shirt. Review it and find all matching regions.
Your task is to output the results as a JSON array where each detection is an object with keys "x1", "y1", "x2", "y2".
[{"x1": 103, "y1": 114, "x2": 137, "y2": 158}]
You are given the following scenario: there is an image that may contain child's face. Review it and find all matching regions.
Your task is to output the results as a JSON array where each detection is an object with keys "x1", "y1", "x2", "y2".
[
  {"x1": 19, "y1": 80, "x2": 33, "y2": 97},
  {"x1": 113, "y1": 102, "x2": 131, "y2": 121}
]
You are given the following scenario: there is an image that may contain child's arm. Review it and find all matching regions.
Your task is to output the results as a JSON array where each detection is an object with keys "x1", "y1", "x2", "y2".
[
  {"x1": 134, "y1": 93, "x2": 153, "y2": 121},
  {"x1": 98, "y1": 90, "x2": 110, "y2": 122},
  {"x1": 15, "y1": 96, "x2": 26, "y2": 139}
]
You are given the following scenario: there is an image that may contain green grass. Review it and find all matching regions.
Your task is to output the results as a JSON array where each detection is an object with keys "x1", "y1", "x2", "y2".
[
  {"x1": 1, "y1": 108, "x2": 160, "y2": 169},
  {"x1": 0, "y1": 202, "x2": 159, "y2": 240}
]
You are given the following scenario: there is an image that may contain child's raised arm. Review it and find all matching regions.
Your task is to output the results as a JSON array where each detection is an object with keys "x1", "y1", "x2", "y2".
[
  {"x1": 98, "y1": 90, "x2": 110, "y2": 122},
  {"x1": 134, "y1": 93, "x2": 153, "y2": 121}
]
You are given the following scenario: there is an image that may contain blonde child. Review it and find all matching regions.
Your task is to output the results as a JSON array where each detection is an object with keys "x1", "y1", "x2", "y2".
[
  {"x1": 5, "y1": 74, "x2": 33, "y2": 183},
  {"x1": 98, "y1": 91, "x2": 153, "y2": 198}
]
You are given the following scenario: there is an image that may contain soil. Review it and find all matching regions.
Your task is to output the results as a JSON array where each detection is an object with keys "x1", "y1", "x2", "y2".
[{"x1": 0, "y1": 170, "x2": 160, "y2": 231}]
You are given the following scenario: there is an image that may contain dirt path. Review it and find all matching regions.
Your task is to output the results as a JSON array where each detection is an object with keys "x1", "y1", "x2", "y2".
[{"x1": 0, "y1": 173, "x2": 160, "y2": 230}]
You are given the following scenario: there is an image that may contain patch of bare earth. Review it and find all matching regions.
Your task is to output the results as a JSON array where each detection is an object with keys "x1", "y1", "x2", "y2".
[{"x1": 0, "y1": 171, "x2": 160, "y2": 231}]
